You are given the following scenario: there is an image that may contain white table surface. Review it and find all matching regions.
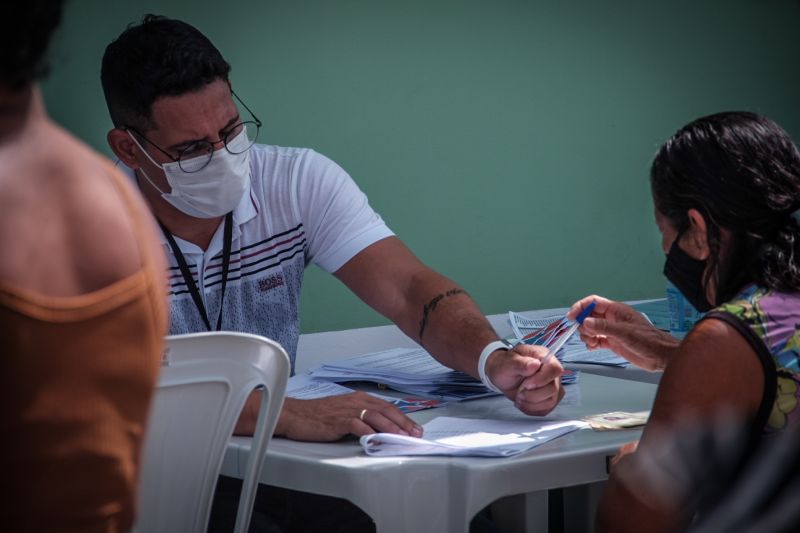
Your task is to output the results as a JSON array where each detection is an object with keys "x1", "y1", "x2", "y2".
[{"x1": 221, "y1": 308, "x2": 660, "y2": 533}]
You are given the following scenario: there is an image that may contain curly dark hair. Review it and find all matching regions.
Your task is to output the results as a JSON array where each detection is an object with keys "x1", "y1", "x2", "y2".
[
  {"x1": 651, "y1": 111, "x2": 800, "y2": 302},
  {"x1": 100, "y1": 14, "x2": 231, "y2": 132},
  {"x1": 0, "y1": 1, "x2": 65, "y2": 89}
]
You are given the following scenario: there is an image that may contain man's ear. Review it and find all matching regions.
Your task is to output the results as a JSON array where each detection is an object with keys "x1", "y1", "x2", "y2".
[
  {"x1": 107, "y1": 128, "x2": 139, "y2": 168},
  {"x1": 684, "y1": 208, "x2": 710, "y2": 260}
]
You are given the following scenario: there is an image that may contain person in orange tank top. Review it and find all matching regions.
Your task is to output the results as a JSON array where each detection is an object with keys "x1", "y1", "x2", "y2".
[{"x1": 0, "y1": 2, "x2": 168, "y2": 532}]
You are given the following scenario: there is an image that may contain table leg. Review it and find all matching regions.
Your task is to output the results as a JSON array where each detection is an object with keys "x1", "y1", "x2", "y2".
[
  {"x1": 562, "y1": 481, "x2": 606, "y2": 533},
  {"x1": 489, "y1": 491, "x2": 549, "y2": 533}
]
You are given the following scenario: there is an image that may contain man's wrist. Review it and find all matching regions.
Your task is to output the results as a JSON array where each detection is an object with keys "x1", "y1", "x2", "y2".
[
  {"x1": 272, "y1": 397, "x2": 296, "y2": 438},
  {"x1": 478, "y1": 340, "x2": 510, "y2": 393}
]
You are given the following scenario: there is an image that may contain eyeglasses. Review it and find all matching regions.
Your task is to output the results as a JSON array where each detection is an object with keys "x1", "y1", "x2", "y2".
[{"x1": 126, "y1": 91, "x2": 262, "y2": 173}]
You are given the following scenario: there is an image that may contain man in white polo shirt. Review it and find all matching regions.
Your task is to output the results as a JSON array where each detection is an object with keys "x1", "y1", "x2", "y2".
[
  {"x1": 101, "y1": 14, "x2": 564, "y2": 444},
  {"x1": 102, "y1": 13, "x2": 566, "y2": 533}
]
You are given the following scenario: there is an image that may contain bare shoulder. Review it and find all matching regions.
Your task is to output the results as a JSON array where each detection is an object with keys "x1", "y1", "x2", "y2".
[
  {"x1": 645, "y1": 315, "x2": 765, "y2": 432},
  {"x1": 0, "y1": 122, "x2": 163, "y2": 296}
]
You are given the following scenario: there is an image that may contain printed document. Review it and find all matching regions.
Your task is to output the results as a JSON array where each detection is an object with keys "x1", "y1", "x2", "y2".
[
  {"x1": 508, "y1": 311, "x2": 629, "y2": 367},
  {"x1": 360, "y1": 416, "x2": 585, "y2": 457},
  {"x1": 287, "y1": 373, "x2": 443, "y2": 413}
]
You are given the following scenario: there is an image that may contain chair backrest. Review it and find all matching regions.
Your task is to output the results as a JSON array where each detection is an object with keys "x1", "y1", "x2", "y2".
[{"x1": 134, "y1": 332, "x2": 289, "y2": 533}]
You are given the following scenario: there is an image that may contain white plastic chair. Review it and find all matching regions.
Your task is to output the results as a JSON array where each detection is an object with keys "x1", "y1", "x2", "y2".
[{"x1": 134, "y1": 332, "x2": 290, "y2": 533}]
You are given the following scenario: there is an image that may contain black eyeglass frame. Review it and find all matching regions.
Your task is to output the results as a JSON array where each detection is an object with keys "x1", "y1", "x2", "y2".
[{"x1": 125, "y1": 90, "x2": 262, "y2": 173}]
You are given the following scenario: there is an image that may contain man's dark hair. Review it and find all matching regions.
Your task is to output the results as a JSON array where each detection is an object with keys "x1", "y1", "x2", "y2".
[
  {"x1": 651, "y1": 111, "x2": 800, "y2": 302},
  {"x1": 100, "y1": 14, "x2": 231, "y2": 132},
  {"x1": 0, "y1": 1, "x2": 65, "y2": 89}
]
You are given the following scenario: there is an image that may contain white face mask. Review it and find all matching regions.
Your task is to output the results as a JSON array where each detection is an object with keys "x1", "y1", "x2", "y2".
[{"x1": 129, "y1": 128, "x2": 251, "y2": 218}]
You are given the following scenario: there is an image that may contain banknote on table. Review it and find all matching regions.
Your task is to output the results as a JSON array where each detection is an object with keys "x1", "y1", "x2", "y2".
[{"x1": 583, "y1": 410, "x2": 650, "y2": 431}]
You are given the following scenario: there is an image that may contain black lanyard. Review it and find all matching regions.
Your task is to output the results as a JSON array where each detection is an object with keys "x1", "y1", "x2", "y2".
[{"x1": 159, "y1": 212, "x2": 233, "y2": 331}]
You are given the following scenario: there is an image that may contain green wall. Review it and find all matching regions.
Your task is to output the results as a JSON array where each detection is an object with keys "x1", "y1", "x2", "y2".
[{"x1": 43, "y1": 0, "x2": 800, "y2": 333}]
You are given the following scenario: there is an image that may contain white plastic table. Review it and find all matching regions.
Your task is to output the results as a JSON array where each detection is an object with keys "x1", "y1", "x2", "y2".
[{"x1": 221, "y1": 310, "x2": 659, "y2": 533}]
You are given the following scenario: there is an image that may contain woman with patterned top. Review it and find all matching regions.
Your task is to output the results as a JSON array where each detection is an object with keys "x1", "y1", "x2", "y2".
[{"x1": 565, "y1": 111, "x2": 800, "y2": 532}]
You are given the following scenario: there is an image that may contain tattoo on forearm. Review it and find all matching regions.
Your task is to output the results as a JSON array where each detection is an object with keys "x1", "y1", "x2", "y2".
[{"x1": 418, "y1": 288, "x2": 468, "y2": 342}]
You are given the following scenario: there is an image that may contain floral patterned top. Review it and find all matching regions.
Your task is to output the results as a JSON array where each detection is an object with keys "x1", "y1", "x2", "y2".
[{"x1": 707, "y1": 284, "x2": 800, "y2": 433}]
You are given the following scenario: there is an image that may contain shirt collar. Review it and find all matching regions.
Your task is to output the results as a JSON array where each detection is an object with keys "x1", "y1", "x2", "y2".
[{"x1": 115, "y1": 159, "x2": 258, "y2": 249}]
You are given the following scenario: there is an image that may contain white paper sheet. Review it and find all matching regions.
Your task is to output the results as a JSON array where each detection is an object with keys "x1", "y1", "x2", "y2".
[
  {"x1": 360, "y1": 416, "x2": 586, "y2": 457},
  {"x1": 286, "y1": 373, "x2": 355, "y2": 399}
]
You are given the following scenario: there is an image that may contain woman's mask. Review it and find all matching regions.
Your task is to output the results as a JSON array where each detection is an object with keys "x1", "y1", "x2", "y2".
[{"x1": 663, "y1": 238, "x2": 713, "y2": 312}]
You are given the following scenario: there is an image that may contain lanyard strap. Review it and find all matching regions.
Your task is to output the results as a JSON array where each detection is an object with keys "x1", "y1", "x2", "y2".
[{"x1": 159, "y1": 213, "x2": 233, "y2": 331}]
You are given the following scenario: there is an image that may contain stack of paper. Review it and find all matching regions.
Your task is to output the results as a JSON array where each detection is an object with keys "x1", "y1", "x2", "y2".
[
  {"x1": 560, "y1": 368, "x2": 579, "y2": 385},
  {"x1": 360, "y1": 416, "x2": 586, "y2": 457},
  {"x1": 631, "y1": 299, "x2": 671, "y2": 331},
  {"x1": 309, "y1": 347, "x2": 498, "y2": 402},
  {"x1": 286, "y1": 373, "x2": 443, "y2": 413}
]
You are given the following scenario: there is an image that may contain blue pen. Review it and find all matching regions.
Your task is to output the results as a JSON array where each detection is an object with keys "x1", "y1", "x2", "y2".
[{"x1": 538, "y1": 300, "x2": 596, "y2": 365}]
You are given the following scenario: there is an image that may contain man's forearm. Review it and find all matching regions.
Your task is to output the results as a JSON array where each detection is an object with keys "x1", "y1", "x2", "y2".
[
  {"x1": 333, "y1": 238, "x2": 503, "y2": 378},
  {"x1": 393, "y1": 274, "x2": 501, "y2": 377}
]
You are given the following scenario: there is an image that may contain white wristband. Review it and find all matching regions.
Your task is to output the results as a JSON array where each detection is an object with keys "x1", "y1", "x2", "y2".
[{"x1": 478, "y1": 340, "x2": 510, "y2": 394}]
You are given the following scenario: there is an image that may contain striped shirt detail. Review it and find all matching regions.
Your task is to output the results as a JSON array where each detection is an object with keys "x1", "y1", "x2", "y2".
[{"x1": 168, "y1": 224, "x2": 306, "y2": 296}]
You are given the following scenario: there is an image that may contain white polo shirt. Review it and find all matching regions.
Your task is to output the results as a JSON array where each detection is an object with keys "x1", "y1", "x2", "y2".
[{"x1": 120, "y1": 144, "x2": 393, "y2": 371}]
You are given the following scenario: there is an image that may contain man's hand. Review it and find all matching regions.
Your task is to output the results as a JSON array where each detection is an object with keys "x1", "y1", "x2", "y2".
[
  {"x1": 485, "y1": 345, "x2": 565, "y2": 415},
  {"x1": 567, "y1": 295, "x2": 679, "y2": 371},
  {"x1": 274, "y1": 392, "x2": 424, "y2": 442}
]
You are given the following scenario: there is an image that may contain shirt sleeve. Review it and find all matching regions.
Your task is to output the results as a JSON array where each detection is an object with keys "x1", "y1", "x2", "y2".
[{"x1": 291, "y1": 149, "x2": 394, "y2": 273}]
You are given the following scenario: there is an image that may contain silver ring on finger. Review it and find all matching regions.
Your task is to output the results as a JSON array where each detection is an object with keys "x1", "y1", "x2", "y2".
[{"x1": 359, "y1": 408, "x2": 368, "y2": 421}]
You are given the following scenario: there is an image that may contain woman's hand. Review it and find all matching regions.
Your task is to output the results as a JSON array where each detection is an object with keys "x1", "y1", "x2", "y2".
[
  {"x1": 567, "y1": 295, "x2": 679, "y2": 371},
  {"x1": 609, "y1": 440, "x2": 639, "y2": 470}
]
